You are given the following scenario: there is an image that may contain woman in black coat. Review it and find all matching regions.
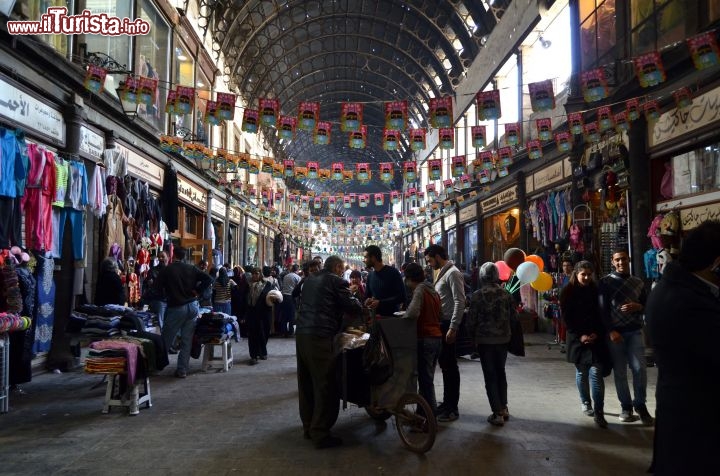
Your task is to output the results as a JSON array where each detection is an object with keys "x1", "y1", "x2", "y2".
[
  {"x1": 242, "y1": 267, "x2": 275, "y2": 365},
  {"x1": 560, "y1": 260, "x2": 611, "y2": 428},
  {"x1": 95, "y1": 258, "x2": 125, "y2": 306}
]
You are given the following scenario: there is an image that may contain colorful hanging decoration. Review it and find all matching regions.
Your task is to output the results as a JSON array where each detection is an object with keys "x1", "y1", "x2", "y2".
[
  {"x1": 204, "y1": 100, "x2": 220, "y2": 126},
  {"x1": 615, "y1": 110, "x2": 630, "y2": 132},
  {"x1": 294, "y1": 166, "x2": 307, "y2": 180},
  {"x1": 528, "y1": 79, "x2": 555, "y2": 112},
  {"x1": 627, "y1": 98, "x2": 640, "y2": 121},
  {"x1": 332, "y1": 162, "x2": 344, "y2": 180},
  {"x1": 403, "y1": 161, "x2": 417, "y2": 182},
  {"x1": 673, "y1": 87, "x2": 693, "y2": 109},
  {"x1": 430, "y1": 96, "x2": 453, "y2": 128},
  {"x1": 644, "y1": 100, "x2": 660, "y2": 121},
  {"x1": 380, "y1": 163, "x2": 394, "y2": 183},
  {"x1": 278, "y1": 115, "x2": 297, "y2": 140},
  {"x1": 568, "y1": 112, "x2": 584, "y2": 135},
  {"x1": 138, "y1": 76, "x2": 158, "y2": 107},
  {"x1": 313, "y1": 121, "x2": 331, "y2": 145},
  {"x1": 259, "y1": 98, "x2": 279, "y2": 127},
  {"x1": 272, "y1": 161, "x2": 284, "y2": 178},
  {"x1": 359, "y1": 194, "x2": 369, "y2": 208},
  {"x1": 527, "y1": 139, "x2": 543, "y2": 160},
  {"x1": 451, "y1": 155, "x2": 466, "y2": 177},
  {"x1": 159, "y1": 135, "x2": 183, "y2": 154},
  {"x1": 248, "y1": 159, "x2": 260, "y2": 174},
  {"x1": 439, "y1": 127, "x2": 454, "y2": 149},
  {"x1": 298, "y1": 101, "x2": 320, "y2": 131},
  {"x1": 216, "y1": 92, "x2": 236, "y2": 121},
  {"x1": 117, "y1": 75, "x2": 139, "y2": 104},
  {"x1": 497, "y1": 146, "x2": 513, "y2": 167},
  {"x1": 313, "y1": 197, "x2": 322, "y2": 209},
  {"x1": 374, "y1": 193, "x2": 384, "y2": 206},
  {"x1": 242, "y1": 108, "x2": 259, "y2": 133},
  {"x1": 343, "y1": 196, "x2": 352, "y2": 208},
  {"x1": 356, "y1": 163, "x2": 370, "y2": 184},
  {"x1": 84, "y1": 64, "x2": 108, "y2": 93},
  {"x1": 342, "y1": 170, "x2": 354, "y2": 184},
  {"x1": 390, "y1": 191, "x2": 401, "y2": 204},
  {"x1": 471, "y1": 125, "x2": 486, "y2": 148},
  {"x1": 165, "y1": 90, "x2": 178, "y2": 115},
  {"x1": 504, "y1": 123, "x2": 521, "y2": 146},
  {"x1": 597, "y1": 106, "x2": 614, "y2": 132},
  {"x1": 580, "y1": 68, "x2": 609, "y2": 102},
  {"x1": 634, "y1": 52, "x2": 666, "y2": 88},
  {"x1": 385, "y1": 100, "x2": 408, "y2": 130},
  {"x1": 536, "y1": 118, "x2": 552, "y2": 141},
  {"x1": 428, "y1": 159, "x2": 442, "y2": 180},
  {"x1": 476, "y1": 89, "x2": 501, "y2": 120},
  {"x1": 426, "y1": 183, "x2": 437, "y2": 200},
  {"x1": 410, "y1": 128, "x2": 426, "y2": 151},
  {"x1": 584, "y1": 121, "x2": 600, "y2": 143},
  {"x1": 349, "y1": 125, "x2": 367, "y2": 149},
  {"x1": 341, "y1": 102, "x2": 363, "y2": 132},
  {"x1": 237, "y1": 153, "x2": 250, "y2": 170},
  {"x1": 479, "y1": 151, "x2": 494, "y2": 170},
  {"x1": 306, "y1": 161, "x2": 319, "y2": 179},
  {"x1": 378, "y1": 127, "x2": 401, "y2": 150},
  {"x1": 175, "y1": 86, "x2": 195, "y2": 115},
  {"x1": 318, "y1": 169, "x2": 331, "y2": 181},
  {"x1": 283, "y1": 159, "x2": 294, "y2": 177},
  {"x1": 687, "y1": 31, "x2": 720, "y2": 70},
  {"x1": 459, "y1": 174, "x2": 471, "y2": 189}
]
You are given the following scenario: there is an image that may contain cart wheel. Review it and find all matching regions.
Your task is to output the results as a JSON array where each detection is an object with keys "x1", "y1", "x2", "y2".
[
  {"x1": 394, "y1": 393, "x2": 437, "y2": 454},
  {"x1": 365, "y1": 406, "x2": 392, "y2": 421}
]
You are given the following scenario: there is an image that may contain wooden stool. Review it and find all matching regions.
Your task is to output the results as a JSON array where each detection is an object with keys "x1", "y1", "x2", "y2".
[
  {"x1": 102, "y1": 373, "x2": 152, "y2": 416},
  {"x1": 201, "y1": 340, "x2": 233, "y2": 372}
]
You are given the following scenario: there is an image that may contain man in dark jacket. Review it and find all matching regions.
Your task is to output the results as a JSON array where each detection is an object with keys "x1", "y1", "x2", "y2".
[
  {"x1": 646, "y1": 220, "x2": 720, "y2": 475},
  {"x1": 157, "y1": 247, "x2": 212, "y2": 378},
  {"x1": 295, "y1": 255, "x2": 363, "y2": 449}
]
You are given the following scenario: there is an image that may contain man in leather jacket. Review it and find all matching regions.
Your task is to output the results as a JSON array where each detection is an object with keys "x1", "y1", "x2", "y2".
[{"x1": 295, "y1": 255, "x2": 363, "y2": 449}]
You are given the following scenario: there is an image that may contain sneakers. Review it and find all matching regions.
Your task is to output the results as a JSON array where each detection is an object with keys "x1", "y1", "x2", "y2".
[
  {"x1": 594, "y1": 412, "x2": 608, "y2": 428},
  {"x1": 619, "y1": 409, "x2": 639, "y2": 422},
  {"x1": 635, "y1": 405, "x2": 655, "y2": 425},
  {"x1": 315, "y1": 435, "x2": 343, "y2": 449},
  {"x1": 436, "y1": 408, "x2": 459, "y2": 422},
  {"x1": 487, "y1": 413, "x2": 505, "y2": 426},
  {"x1": 581, "y1": 402, "x2": 594, "y2": 416}
]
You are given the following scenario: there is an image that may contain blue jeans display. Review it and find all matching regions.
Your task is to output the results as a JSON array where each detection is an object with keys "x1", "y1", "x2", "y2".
[
  {"x1": 608, "y1": 329, "x2": 647, "y2": 410},
  {"x1": 575, "y1": 364, "x2": 605, "y2": 413},
  {"x1": 417, "y1": 337, "x2": 442, "y2": 414},
  {"x1": 162, "y1": 300, "x2": 199, "y2": 373},
  {"x1": 477, "y1": 343, "x2": 508, "y2": 413}
]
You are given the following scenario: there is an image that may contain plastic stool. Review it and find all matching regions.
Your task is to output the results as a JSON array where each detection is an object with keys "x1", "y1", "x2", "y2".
[
  {"x1": 101, "y1": 373, "x2": 152, "y2": 415},
  {"x1": 201, "y1": 340, "x2": 233, "y2": 372}
]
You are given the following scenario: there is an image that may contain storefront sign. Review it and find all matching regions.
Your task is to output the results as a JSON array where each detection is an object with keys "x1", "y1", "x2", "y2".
[
  {"x1": 563, "y1": 157, "x2": 572, "y2": 177},
  {"x1": 444, "y1": 213, "x2": 457, "y2": 229},
  {"x1": 459, "y1": 203, "x2": 477, "y2": 223},
  {"x1": 525, "y1": 174, "x2": 534, "y2": 194},
  {"x1": 481, "y1": 185, "x2": 517, "y2": 214},
  {"x1": 125, "y1": 144, "x2": 164, "y2": 187},
  {"x1": 229, "y1": 206, "x2": 241, "y2": 224},
  {"x1": 0, "y1": 76, "x2": 65, "y2": 144},
  {"x1": 211, "y1": 198, "x2": 227, "y2": 219},
  {"x1": 177, "y1": 175, "x2": 206, "y2": 210},
  {"x1": 650, "y1": 86, "x2": 720, "y2": 148},
  {"x1": 533, "y1": 161, "x2": 564, "y2": 190},
  {"x1": 247, "y1": 218, "x2": 260, "y2": 233},
  {"x1": 680, "y1": 202, "x2": 720, "y2": 230},
  {"x1": 430, "y1": 219, "x2": 441, "y2": 235},
  {"x1": 79, "y1": 126, "x2": 104, "y2": 160}
]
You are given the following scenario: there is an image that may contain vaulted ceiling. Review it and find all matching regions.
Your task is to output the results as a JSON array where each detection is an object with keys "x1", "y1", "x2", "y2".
[{"x1": 200, "y1": 0, "x2": 511, "y2": 216}]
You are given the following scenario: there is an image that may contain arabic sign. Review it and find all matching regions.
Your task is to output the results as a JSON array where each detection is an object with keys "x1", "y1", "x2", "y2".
[
  {"x1": 481, "y1": 186, "x2": 518, "y2": 214},
  {"x1": 211, "y1": 197, "x2": 227, "y2": 218},
  {"x1": 533, "y1": 160, "x2": 564, "y2": 190},
  {"x1": 0, "y1": 76, "x2": 65, "y2": 144},
  {"x1": 649, "y1": 86, "x2": 720, "y2": 148},
  {"x1": 177, "y1": 175, "x2": 207, "y2": 210},
  {"x1": 680, "y1": 203, "x2": 720, "y2": 230},
  {"x1": 79, "y1": 126, "x2": 104, "y2": 160},
  {"x1": 124, "y1": 143, "x2": 164, "y2": 187},
  {"x1": 444, "y1": 212, "x2": 457, "y2": 229},
  {"x1": 247, "y1": 218, "x2": 260, "y2": 233},
  {"x1": 430, "y1": 219, "x2": 442, "y2": 235},
  {"x1": 459, "y1": 203, "x2": 477, "y2": 223},
  {"x1": 229, "y1": 206, "x2": 241, "y2": 224}
]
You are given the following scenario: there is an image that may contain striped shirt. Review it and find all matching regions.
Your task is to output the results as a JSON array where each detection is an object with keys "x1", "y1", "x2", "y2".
[{"x1": 213, "y1": 279, "x2": 236, "y2": 303}]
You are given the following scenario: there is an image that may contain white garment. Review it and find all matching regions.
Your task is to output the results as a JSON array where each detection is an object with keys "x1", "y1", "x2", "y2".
[
  {"x1": 103, "y1": 147, "x2": 128, "y2": 177},
  {"x1": 88, "y1": 164, "x2": 108, "y2": 218}
]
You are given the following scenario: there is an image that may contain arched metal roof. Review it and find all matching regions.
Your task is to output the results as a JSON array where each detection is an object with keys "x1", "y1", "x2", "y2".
[{"x1": 201, "y1": 0, "x2": 505, "y2": 215}]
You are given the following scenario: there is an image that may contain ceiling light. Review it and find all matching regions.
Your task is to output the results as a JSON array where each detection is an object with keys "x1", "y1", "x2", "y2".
[
  {"x1": 177, "y1": 54, "x2": 188, "y2": 61},
  {"x1": 538, "y1": 36, "x2": 552, "y2": 49}
]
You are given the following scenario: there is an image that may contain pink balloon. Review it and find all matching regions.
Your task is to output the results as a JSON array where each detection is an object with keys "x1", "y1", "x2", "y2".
[{"x1": 494, "y1": 260, "x2": 513, "y2": 281}]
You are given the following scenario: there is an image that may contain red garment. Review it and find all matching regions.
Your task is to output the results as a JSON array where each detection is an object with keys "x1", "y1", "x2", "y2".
[{"x1": 21, "y1": 145, "x2": 55, "y2": 252}]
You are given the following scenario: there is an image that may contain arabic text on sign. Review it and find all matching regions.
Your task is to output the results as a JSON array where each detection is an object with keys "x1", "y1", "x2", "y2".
[
  {"x1": 650, "y1": 85, "x2": 720, "y2": 147},
  {"x1": 0, "y1": 77, "x2": 65, "y2": 143},
  {"x1": 680, "y1": 203, "x2": 720, "y2": 230}
]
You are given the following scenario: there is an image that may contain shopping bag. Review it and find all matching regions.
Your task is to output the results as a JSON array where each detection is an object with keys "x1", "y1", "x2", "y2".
[
  {"x1": 362, "y1": 324, "x2": 393, "y2": 385},
  {"x1": 508, "y1": 314, "x2": 525, "y2": 357}
]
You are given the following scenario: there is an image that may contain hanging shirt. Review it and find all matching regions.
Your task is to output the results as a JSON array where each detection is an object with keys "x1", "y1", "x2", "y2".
[
  {"x1": 103, "y1": 147, "x2": 128, "y2": 177},
  {"x1": 52, "y1": 157, "x2": 70, "y2": 207},
  {"x1": 88, "y1": 164, "x2": 108, "y2": 218},
  {"x1": 0, "y1": 128, "x2": 26, "y2": 198},
  {"x1": 67, "y1": 161, "x2": 88, "y2": 210}
]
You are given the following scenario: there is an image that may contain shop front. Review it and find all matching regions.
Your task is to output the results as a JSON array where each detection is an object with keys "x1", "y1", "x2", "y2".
[
  {"x1": 228, "y1": 205, "x2": 242, "y2": 268},
  {"x1": 444, "y1": 212, "x2": 457, "y2": 264},
  {"x1": 480, "y1": 185, "x2": 520, "y2": 263},
  {"x1": 210, "y1": 196, "x2": 227, "y2": 267},
  {"x1": 429, "y1": 218, "x2": 442, "y2": 247},
  {"x1": 458, "y1": 202, "x2": 479, "y2": 273},
  {"x1": 176, "y1": 174, "x2": 210, "y2": 265},
  {"x1": 246, "y1": 216, "x2": 260, "y2": 267}
]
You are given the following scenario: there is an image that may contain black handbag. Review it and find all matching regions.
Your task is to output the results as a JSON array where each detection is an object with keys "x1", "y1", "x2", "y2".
[{"x1": 508, "y1": 314, "x2": 525, "y2": 357}]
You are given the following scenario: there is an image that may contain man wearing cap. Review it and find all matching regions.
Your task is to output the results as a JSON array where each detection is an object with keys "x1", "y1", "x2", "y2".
[{"x1": 157, "y1": 247, "x2": 212, "y2": 378}]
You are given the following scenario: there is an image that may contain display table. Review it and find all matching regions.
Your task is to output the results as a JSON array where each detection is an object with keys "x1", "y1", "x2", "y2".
[
  {"x1": 201, "y1": 340, "x2": 233, "y2": 372},
  {"x1": 102, "y1": 372, "x2": 152, "y2": 416}
]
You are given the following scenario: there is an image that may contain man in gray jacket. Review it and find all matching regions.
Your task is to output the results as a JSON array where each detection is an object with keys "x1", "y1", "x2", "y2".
[{"x1": 424, "y1": 244, "x2": 466, "y2": 422}]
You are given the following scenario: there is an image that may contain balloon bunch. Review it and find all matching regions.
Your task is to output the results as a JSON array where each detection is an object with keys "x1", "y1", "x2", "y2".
[{"x1": 496, "y1": 248, "x2": 554, "y2": 294}]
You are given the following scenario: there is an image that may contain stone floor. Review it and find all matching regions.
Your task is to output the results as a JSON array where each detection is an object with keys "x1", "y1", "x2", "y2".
[{"x1": 0, "y1": 332, "x2": 656, "y2": 476}]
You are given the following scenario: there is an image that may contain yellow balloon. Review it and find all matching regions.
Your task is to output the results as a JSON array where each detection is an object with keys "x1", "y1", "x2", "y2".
[{"x1": 530, "y1": 271, "x2": 553, "y2": 292}]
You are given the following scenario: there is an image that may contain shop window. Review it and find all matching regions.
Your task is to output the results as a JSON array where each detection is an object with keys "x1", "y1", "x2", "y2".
[
  {"x1": 172, "y1": 36, "x2": 195, "y2": 137},
  {"x1": 194, "y1": 69, "x2": 211, "y2": 146},
  {"x1": 670, "y1": 144, "x2": 720, "y2": 198},
  {"x1": 27, "y1": 0, "x2": 71, "y2": 57},
  {"x1": 136, "y1": 0, "x2": 170, "y2": 131},
  {"x1": 246, "y1": 232, "x2": 258, "y2": 266},
  {"x1": 184, "y1": 207, "x2": 202, "y2": 237},
  {"x1": 76, "y1": 0, "x2": 131, "y2": 98},
  {"x1": 631, "y1": 0, "x2": 687, "y2": 56},
  {"x1": 579, "y1": 0, "x2": 617, "y2": 70},
  {"x1": 463, "y1": 223, "x2": 478, "y2": 271}
]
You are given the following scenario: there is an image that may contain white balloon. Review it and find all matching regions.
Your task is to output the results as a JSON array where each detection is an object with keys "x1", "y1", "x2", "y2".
[{"x1": 516, "y1": 261, "x2": 540, "y2": 284}]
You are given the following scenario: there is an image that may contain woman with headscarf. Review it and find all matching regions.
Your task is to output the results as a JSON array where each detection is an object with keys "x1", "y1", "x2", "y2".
[
  {"x1": 242, "y1": 267, "x2": 279, "y2": 364},
  {"x1": 95, "y1": 257, "x2": 125, "y2": 306}
]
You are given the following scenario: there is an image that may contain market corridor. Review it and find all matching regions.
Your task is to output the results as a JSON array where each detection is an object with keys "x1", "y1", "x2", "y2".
[{"x1": 0, "y1": 333, "x2": 655, "y2": 476}]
